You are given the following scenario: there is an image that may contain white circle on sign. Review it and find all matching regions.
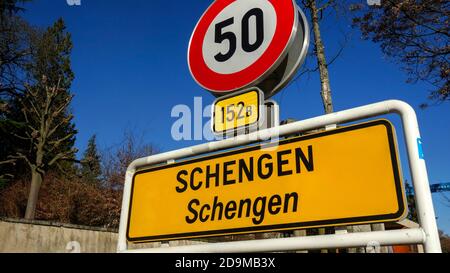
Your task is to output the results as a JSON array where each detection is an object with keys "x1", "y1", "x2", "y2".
[{"x1": 202, "y1": 0, "x2": 277, "y2": 75}]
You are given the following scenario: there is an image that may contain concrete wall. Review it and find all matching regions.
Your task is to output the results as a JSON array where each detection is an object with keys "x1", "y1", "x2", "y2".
[
  {"x1": 1, "y1": 218, "x2": 422, "y2": 253},
  {"x1": 0, "y1": 218, "x2": 118, "y2": 253},
  {"x1": 0, "y1": 218, "x2": 207, "y2": 253}
]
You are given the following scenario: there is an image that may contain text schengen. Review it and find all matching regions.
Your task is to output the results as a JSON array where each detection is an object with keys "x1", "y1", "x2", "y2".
[{"x1": 175, "y1": 145, "x2": 314, "y2": 225}]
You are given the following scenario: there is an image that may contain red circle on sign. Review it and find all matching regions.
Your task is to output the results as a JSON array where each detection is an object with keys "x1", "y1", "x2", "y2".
[{"x1": 188, "y1": 0, "x2": 296, "y2": 95}]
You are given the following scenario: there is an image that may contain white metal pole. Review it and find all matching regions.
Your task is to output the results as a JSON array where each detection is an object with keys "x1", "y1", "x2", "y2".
[
  {"x1": 391, "y1": 101, "x2": 442, "y2": 253},
  {"x1": 117, "y1": 170, "x2": 134, "y2": 252}
]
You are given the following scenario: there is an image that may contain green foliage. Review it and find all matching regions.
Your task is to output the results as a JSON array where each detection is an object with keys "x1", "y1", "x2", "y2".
[
  {"x1": 0, "y1": 177, "x2": 8, "y2": 190},
  {"x1": 405, "y1": 182, "x2": 418, "y2": 222},
  {"x1": 13, "y1": 18, "x2": 77, "y2": 172},
  {"x1": 0, "y1": 2, "x2": 31, "y2": 93},
  {"x1": 0, "y1": 1, "x2": 33, "y2": 179},
  {"x1": 2, "y1": 16, "x2": 78, "y2": 184},
  {"x1": 31, "y1": 18, "x2": 77, "y2": 170},
  {"x1": 0, "y1": 0, "x2": 29, "y2": 18},
  {"x1": 4, "y1": 18, "x2": 79, "y2": 219},
  {"x1": 26, "y1": 18, "x2": 74, "y2": 90},
  {"x1": 81, "y1": 135, "x2": 101, "y2": 184}
]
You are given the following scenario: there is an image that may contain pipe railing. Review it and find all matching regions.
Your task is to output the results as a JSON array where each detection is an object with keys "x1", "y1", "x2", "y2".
[{"x1": 117, "y1": 100, "x2": 442, "y2": 253}]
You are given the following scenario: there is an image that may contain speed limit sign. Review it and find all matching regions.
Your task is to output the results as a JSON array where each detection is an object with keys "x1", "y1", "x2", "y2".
[{"x1": 188, "y1": 0, "x2": 309, "y2": 98}]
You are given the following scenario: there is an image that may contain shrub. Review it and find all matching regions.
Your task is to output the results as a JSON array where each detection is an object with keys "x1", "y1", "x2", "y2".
[{"x1": 0, "y1": 173, "x2": 122, "y2": 229}]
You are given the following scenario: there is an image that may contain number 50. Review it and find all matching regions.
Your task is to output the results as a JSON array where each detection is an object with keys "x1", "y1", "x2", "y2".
[{"x1": 214, "y1": 8, "x2": 264, "y2": 63}]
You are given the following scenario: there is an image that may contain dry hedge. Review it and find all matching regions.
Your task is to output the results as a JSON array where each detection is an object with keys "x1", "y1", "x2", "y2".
[{"x1": 0, "y1": 173, "x2": 122, "y2": 229}]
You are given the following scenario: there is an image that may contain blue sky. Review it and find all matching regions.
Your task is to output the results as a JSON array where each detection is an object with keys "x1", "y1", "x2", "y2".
[{"x1": 21, "y1": 0, "x2": 450, "y2": 234}]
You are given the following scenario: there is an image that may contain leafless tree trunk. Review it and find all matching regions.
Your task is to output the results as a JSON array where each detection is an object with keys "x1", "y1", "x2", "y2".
[
  {"x1": 300, "y1": 0, "x2": 338, "y2": 253},
  {"x1": 25, "y1": 167, "x2": 42, "y2": 219},
  {"x1": 305, "y1": 0, "x2": 334, "y2": 114}
]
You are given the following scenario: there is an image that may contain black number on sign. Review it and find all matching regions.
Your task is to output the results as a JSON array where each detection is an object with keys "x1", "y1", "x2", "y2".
[
  {"x1": 237, "y1": 102, "x2": 246, "y2": 119},
  {"x1": 214, "y1": 18, "x2": 237, "y2": 63},
  {"x1": 226, "y1": 105, "x2": 235, "y2": 122},
  {"x1": 219, "y1": 106, "x2": 235, "y2": 123},
  {"x1": 220, "y1": 107, "x2": 225, "y2": 124},
  {"x1": 242, "y1": 8, "x2": 264, "y2": 53},
  {"x1": 214, "y1": 8, "x2": 264, "y2": 62}
]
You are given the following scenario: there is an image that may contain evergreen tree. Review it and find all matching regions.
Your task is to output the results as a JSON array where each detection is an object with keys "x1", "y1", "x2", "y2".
[
  {"x1": 81, "y1": 135, "x2": 101, "y2": 185},
  {"x1": 3, "y1": 18, "x2": 77, "y2": 219},
  {"x1": 0, "y1": 0, "x2": 29, "y2": 16}
]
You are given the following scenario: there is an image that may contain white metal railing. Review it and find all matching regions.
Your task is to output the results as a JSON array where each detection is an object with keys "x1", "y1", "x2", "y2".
[
  {"x1": 117, "y1": 100, "x2": 442, "y2": 253},
  {"x1": 123, "y1": 229, "x2": 425, "y2": 253}
]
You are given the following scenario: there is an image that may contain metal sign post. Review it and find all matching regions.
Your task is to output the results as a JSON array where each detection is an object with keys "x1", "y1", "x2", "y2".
[
  {"x1": 259, "y1": 100, "x2": 280, "y2": 130},
  {"x1": 117, "y1": 100, "x2": 442, "y2": 253}
]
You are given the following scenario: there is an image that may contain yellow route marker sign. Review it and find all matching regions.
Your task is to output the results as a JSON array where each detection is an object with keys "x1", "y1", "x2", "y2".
[
  {"x1": 127, "y1": 120, "x2": 407, "y2": 243},
  {"x1": 212, "y1": 89, "x2": 264, "y2": 135}
]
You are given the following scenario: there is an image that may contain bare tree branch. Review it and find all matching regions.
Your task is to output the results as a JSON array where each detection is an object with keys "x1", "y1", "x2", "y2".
[
  {"x1": 353, "y1": 0, "x2": 449, "y2": 104},
  {"x1": 48, "y1": 148, "x2": 76, "y2": 167},
  {"x1": 8, "y1": 152, "x2": 33, "y2": 169},
  {"x1": 47, "y1": 131, "x2": 75, "y2": 152},
  {"x1": 11, "y1": 132, "x2": 31, "y2": 141},
  {"x1": 318, "y1": 0, "x2": 335, "y2": 12},
  {"x1": 47, "y1": 114, "x2": 73, "y2": 139},
  {"x1": 0, "y1": 159, "x2": 17, "y2": 166},
  {"x1": 385, "y1": 0, "x2": 450, "y2": 38}
]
